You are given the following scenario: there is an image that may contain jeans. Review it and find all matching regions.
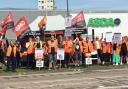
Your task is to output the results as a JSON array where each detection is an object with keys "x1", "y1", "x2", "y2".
[{"x1": 7, "y1": 57, "x2": 16, "y2": 71}]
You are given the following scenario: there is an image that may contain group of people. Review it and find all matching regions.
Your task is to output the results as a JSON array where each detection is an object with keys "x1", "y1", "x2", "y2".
[{"x1": 0, "y1": 34, "x2": 128, "y2": 71}]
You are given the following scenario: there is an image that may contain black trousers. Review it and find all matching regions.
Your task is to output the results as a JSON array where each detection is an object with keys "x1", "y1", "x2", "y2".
[
  {"x1": 27, "y1": 54, "x2": 35, "y2": 69},
  {"x1": 102, "y1": 53, "x2": 111, "y2": 62},
  {"x1": 64, "y1": 53, "x2": 70, "y2": 66}
]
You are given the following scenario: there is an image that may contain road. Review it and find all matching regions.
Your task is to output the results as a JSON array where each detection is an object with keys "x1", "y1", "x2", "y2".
[{"x1": 1, "y1": 67, "x2": 128, "y2": 89}]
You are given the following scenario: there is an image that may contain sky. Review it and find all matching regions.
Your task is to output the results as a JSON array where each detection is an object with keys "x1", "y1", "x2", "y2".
[{"x1": 0, "y1": 0, "x2": 128, "y2": 10}]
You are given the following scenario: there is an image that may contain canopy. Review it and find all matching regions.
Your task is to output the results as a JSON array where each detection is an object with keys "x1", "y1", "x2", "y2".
[{"x1": 29, "y1": 15, "x2": 66, "y2": 32}]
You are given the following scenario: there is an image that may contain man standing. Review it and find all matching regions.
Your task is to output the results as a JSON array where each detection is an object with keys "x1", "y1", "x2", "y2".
[
  {"x1": 47, "y1": 35, "x2": 58, "y2": 70},
  {"x1": 35, "y1": 36, "x2": 43, "y2": 49},
  {"x1": 63, "y1": 37, "x2": 73, "y2": 68},
  {"x1": 6, "y1": 41, "x2": 17, "y2": 72},
  {"x1": 26, "y1": 37, "x2": 35, "y2": 69}
]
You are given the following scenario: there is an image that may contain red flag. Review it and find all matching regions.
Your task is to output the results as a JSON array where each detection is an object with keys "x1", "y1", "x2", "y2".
[
  {"x1": 13, "y1": 17, "x2": 30, "y2": 39},
  {"x1": 4, "y1": 12, "x2": 13, "y2": 24},
  {"x1": 71, "y1": 11, "x2": 85, "y2": 27},
  {"x1": 38, "y1": 16, "x2": 46, "y2": 30},
  {"x1": 0, "y1": 21, "x2": 5, "y2": 27},
  {"x1": 1, "y1": 12, "x2": 14, "y2": 29},
  {"x1": 0, "y1": 28, "x2": 7, "y2": 36}
]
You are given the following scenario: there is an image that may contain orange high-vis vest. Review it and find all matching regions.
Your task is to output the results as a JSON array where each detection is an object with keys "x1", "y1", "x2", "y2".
[
  {"x1": 20, "y1": 51, "x2": 27, "y2": 58},
  {"x1": 47, "y1": 39, "x2": 58, "y2": 53},
  {"x1": 6, "y1": 45, "x2": 17, "y2": 57},
  {"x1": 63, "y1": 40, "x2": 72, "y2": 53},
  {"x1": 102, "y1": 42, "x2": 111, "y2": 53},
  {"x1": 83, "y1": 41, "x2": 93, "y2": 54},
  {"x1": 26, "y1": 42, "x2": 35, "y2": 54}
]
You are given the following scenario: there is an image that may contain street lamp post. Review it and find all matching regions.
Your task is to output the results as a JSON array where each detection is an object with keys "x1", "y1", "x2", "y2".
[{"x1": 66, "y1": 0, "x2": 69, "y2": 16}]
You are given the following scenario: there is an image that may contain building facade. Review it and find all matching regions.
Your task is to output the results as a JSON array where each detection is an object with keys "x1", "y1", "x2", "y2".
[{"x1": 38, "y1": 0, "x2": 54, "y2": 10}]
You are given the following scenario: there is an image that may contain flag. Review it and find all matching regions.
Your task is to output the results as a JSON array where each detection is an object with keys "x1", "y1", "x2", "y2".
[
  {"x1": 13, "y1": 17, "x2": 30, "y2": 40},
  {"x1": 1, "y1": 12, "x2": 14, "y2": 29},
  {"x1": 71, "y1": 11, "x2": 85, "y2": 28},
  {"x1": 38, "y1": 16, "x2": 46, "y2": 35},
  {"x1": 0, "y1": 21, "x2": 5, "y2": 27},
  {"x1": 0, "y1": 28, "x2": 6, "y2": 36},
  {"x1": 0, "y1": 27, "x2": 7, "y2": 39},
  {"x1": 38, "y1": 16, "x2": 46, "y2": 30}
]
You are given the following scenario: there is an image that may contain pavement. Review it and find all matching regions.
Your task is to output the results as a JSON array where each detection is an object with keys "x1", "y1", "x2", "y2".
[{"x1": 0, "y1": 65, "x2": 128, "y2": 89}]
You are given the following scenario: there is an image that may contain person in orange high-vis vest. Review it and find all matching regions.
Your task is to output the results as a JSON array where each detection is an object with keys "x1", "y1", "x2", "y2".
[
  {"x1": 26, "y1": 37, "x2": 35, "y2": 69},
  {"x1": 6, "y1": 41, "x2": 17, "y2": 72},
  {"x1": 83, "y1": 37, "x2": 93, "y2": 57},
  {"x1": 63, "y1": 37, "x2": 72, "y2": 68},
  {"x1": 73, "y1": 37, "x2": 82, "y2": 66},
  {"x1": 47, "y1": 36, "x2": 58, "y2": 70},
  {"x1": 101, "y1": 41, "x2": 111, "y2": 64}
]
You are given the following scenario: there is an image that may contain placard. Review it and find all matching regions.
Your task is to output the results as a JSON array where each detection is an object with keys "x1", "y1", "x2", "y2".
[
  {"x1": 65, "y1": 16, "x2": 72, "y2": 27},
  {"x1": 36, "y1": 60, "x2": 44, "y2": 67},
  {"x1": 57, "y1": 48, "x2": 64, "y2": 60},
  {"x1": 65, "y1": 29, "x2": 72, "y2": 37},
  {"x1": 114, "y1": 33, "x2": 121, "y2": 43},
  {"x1": 105, "y1": 32, "x2": 113, "y2": 42},
  {"x1": 35, "y1": 49, "x2": 43, "y2": 60},
  {"x1": 86, "y1": 58, "x2": 92, "y2": 65}
]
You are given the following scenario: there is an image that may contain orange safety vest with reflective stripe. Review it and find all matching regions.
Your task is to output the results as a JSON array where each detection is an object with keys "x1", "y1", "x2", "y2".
[
  {"x1": 6, "y1": 45, "x2": 17, "y2": 57},
  {"x1": 47, "y1": 39, "x2": 58, "y2": 53},
  {"x1": 63, "y1": 40, "x2": 72, "y2": 53},
  {"x1": 102, "y1": 42, "x2": 111, "y2": 53},
  {"x1": 83, "y1": 41, "x2": 93, "y2": 54},
  {"x1": 26, "y1": 42, "x2": 35, "y2": 54}
]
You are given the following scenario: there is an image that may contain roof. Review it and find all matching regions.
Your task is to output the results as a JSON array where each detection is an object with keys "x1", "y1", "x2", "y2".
[{"x1": 30, "y1": 15, "x2": 66, "y2": 31}]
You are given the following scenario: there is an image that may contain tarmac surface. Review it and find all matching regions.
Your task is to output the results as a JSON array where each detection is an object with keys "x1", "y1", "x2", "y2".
[{"x1": 1, "y1": 66, "x2": 128, "y2": 89}]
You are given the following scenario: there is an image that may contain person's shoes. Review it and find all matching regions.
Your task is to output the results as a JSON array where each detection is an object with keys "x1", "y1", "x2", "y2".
[
  {"x1": 116, "y1": 63, "x2": 118, "y2": 66},
  {"x1": 127, "y1": 62, "x2": 128, "y2": 64},
  {"x1": 102, "y1": 61, "x2": 105, "y2": 65},
  {"x1": 120, "y1": 62, "x2": 123, "y2": 65}
]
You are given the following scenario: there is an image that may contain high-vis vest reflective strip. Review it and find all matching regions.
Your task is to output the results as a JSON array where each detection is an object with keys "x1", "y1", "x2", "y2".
[
  {"x1": 27, "y1": 42, "x2": 35, "y2": 54},
  {"x1": 102, "y1": 43, "x2": 111, "y2": 53},
  {"x1": 83, "y1": 41, "x2": 93, "y2": 53},
  {"x1": 47, "y1": 39, "x2": 58, "y2": 53},
  {"x1": 63, "y1": 40, "x2": 72, "y2": 53},
  {"x1": 6, "y1": 45, "x2": 16, "y2": 57}
]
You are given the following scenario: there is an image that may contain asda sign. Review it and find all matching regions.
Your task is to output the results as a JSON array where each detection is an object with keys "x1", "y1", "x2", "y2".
[{"x1": 87, "y1": 18, "x2": 121, "y2": 27}]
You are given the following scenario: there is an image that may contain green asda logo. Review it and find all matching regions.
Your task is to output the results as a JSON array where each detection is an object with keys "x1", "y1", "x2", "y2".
[{"x1": 87, "y1": 18, "x2": 121, "y2": 27}]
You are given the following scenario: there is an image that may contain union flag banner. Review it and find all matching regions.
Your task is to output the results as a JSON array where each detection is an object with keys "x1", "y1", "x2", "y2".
[
  {"x1": 13, "y1": 17, "x2": 30, "y2": 40},
  {"x1": 71, "y1": 11, "x2": 85, "y2": 28},
  {"x1": 2, "y1": 12, "x2": 14, "y2": 29},
  {"x1": 38, "y1": 16, "x2": 46, "y2": 30},
  {"x1": 0, "y1": 28, "x2": 7, "y2": 36}
]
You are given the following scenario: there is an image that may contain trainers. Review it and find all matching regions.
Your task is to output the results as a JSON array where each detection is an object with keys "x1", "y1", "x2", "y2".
[
  {"x1": 116, "y1": 63, "x2": 118, "y2": 66},
  {"x1": 102, "y1": 61, "x2": 105, "y2": 65}
]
